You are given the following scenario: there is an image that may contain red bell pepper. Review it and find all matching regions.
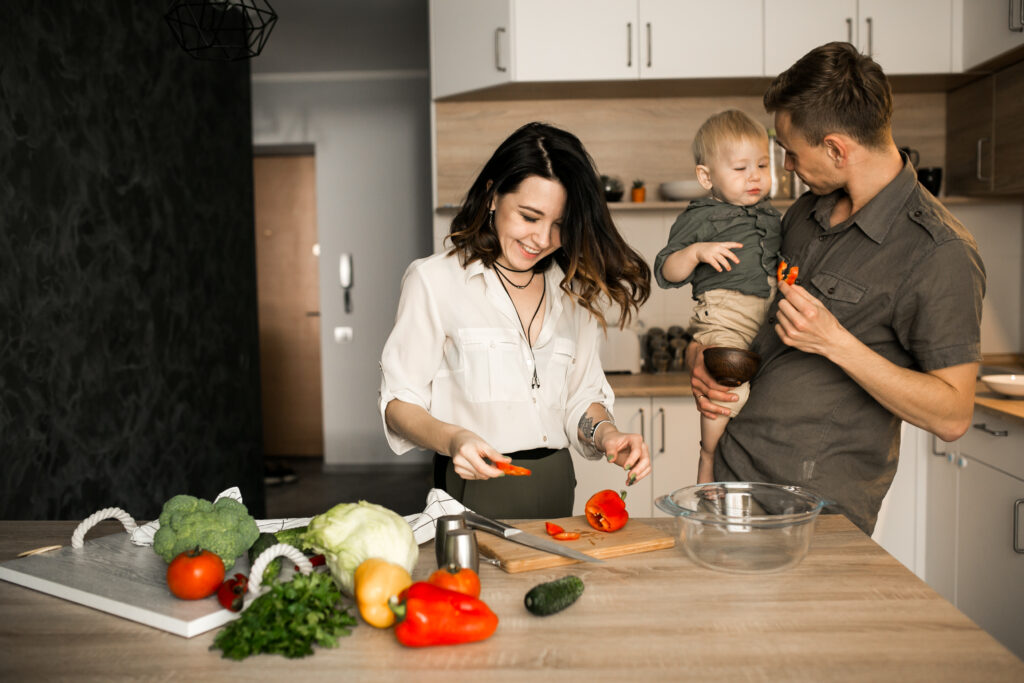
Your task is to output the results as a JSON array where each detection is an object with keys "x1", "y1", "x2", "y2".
[
  {"x1": 545, "y1": 521, "x2": 565, "y2": 536},
  {"x1": 585, "y1": 489, "x2": 629, "y2": 532},
  {"x1": 390, "y1": 582, "x2": 498, "y2": 647},
  {"x1": 493, "y1": 461, "x2": 531, "y2": 476},
  {"x1": 553, "y1": 531, "x2": 581, "y2": 541}
]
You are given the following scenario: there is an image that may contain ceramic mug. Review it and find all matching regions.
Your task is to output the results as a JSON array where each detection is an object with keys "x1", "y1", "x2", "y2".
[{"x1": 918, "y1": 167, "x2": 942, "y2": 196}]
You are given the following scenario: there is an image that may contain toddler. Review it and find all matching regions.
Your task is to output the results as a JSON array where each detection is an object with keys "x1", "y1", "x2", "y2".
[{"x1": 653, "y1": 109, "x2": 782, "y2": 483}]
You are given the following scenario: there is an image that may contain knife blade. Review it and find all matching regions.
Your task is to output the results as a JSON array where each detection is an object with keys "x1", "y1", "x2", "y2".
[{"x1": 461, "y1": 510, "x2": 603, "y2": 564}]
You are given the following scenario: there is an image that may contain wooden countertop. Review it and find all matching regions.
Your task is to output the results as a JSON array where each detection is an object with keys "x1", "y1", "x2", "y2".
[{"x1": 2, "y1": 519, "x2": 1021, "y2": 680}]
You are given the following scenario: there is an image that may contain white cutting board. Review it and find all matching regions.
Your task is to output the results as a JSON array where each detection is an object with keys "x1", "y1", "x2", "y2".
[{"x1": 0, "y1": 531, "x2": 249, "y2": 638}]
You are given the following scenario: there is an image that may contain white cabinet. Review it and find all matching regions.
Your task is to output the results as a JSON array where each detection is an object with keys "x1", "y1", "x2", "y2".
[
  {"x1": 871, "y1": 422, "x2": 927, "y2": 575},
  {"x1": 430, "y1": 0, "x2": 511, "y2": 99},
  {"x1": 924, "y1": 409, "x2": 1024, "y2": 661},
  {"x1": 639, "y1": 0, "x2": 762, "y2": 79},
  {"x1": 571, "y1": 394, "x2": 700, "y2": 517},
  {"x1": 764, "y1": 0, "x2": 953, "y2": 76},
  {"x1": 960, "y1": 0, "x2": 1024, "y2": 71}
]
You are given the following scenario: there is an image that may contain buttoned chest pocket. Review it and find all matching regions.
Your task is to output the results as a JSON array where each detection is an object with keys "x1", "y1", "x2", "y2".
[
  {"x1": 540, "y1": 338, "x2": 576, "y2": 408},
  {"x1": 810, "y1": 271, "x2": 866, "y2": 321},
  {"x1": 458, "y1": 328, "x2": 530, "y2": 403}
]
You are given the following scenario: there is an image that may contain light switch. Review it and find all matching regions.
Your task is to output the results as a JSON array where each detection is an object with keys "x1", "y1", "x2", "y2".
[{"x1": 334, "y1": 326, "x2": 353, "y2": 343}]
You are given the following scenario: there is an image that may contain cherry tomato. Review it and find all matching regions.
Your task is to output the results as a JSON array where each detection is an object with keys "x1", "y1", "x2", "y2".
[
  {"x1": 166, "y1": 548, "x2": 225, "y2": 600},
  {"x1": 217, "y1": 573, "x2": 249, "y2": 612},
  {"x1": 427, "y1": 565, "x2": 481, "y2": 598}
]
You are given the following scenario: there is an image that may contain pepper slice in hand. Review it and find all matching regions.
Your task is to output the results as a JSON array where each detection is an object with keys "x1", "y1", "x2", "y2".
[
  {"x1": 390, "y1": 582, "x2": 499, "y2": 647},
  {"x1": 427, "y1": 565, "x2": 481, "y2": 598},
  {"x1": 585, "y1": 489, "x2": 629, "y2": 532},
  {"x1": 492, "y1": 461, "x2": 531, "y2": 476},
  {"x1": 777, "y1": 260, "x2": 799, "y2": 285}
]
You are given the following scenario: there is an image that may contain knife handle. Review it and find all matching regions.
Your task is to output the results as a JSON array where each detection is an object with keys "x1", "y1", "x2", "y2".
[{"x1": 461, "y1": 510, "x2": 514, "y2": 537}]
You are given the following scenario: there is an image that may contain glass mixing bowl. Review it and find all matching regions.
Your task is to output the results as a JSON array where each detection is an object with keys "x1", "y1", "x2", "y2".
[{"x1": 655, "y1": 482, "x2": 827, "y2": 574}]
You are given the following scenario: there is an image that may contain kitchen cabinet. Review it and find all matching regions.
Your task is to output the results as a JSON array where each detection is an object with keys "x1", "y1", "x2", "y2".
[
  {"x1": 960, "y1": 0, "x2": 1024, "y2": 71},
  {"x1": 571, "y1": 395, "x2": 700, "y2": 517},
  {"x1": 946, "y1": 58, "x2": 1024, "y2": 196},
  {"x1": 764, "y1": 0, "x2": 952, "y2": 75},
  {"x1": 925, "y1": 408, "x2": 1024, "y2": 660}
]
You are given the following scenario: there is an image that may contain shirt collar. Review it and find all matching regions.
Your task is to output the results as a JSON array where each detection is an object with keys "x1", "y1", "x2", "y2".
[
  {"x1": 810, "y1": 156, "x2": 917, "y2": 244},
  {"x1": 688, "y1": 196, "x2": 780, "y2": 218}
]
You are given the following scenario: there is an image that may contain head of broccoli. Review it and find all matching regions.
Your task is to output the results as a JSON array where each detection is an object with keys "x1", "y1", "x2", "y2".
[{"x1": 152, "y1": 494, "x2": 260, "y2": 570}]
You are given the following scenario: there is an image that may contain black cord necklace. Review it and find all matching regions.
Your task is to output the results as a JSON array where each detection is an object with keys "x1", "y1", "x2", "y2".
[
  {"x1": 494, "y1": 270, "x2": 545, "y2": 389},
  {"x1": 493, "y1": 265, "x2": 536, "y2": 290}
]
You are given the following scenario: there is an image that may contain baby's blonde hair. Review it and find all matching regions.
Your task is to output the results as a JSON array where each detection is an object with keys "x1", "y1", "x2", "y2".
[{"x1": 692, "y1": 110, "x2": 769, "y2": 166}]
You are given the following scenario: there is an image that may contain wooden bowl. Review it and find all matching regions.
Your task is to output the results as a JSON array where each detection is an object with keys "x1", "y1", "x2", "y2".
[{"x1": 703, "y1": 347, "x2": 760, "y2": 387}]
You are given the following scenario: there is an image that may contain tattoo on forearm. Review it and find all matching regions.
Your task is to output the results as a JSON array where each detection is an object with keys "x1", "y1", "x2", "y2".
[{"x1": 579, "y1": 414, "x2": 596, "y2": 445}]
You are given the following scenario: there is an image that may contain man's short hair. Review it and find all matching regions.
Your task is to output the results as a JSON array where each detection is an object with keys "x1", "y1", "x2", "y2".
[
  {"x1": 692, "y1": 109, "x2": 768, "y2": 166},
  {"x1": 763, "y1": 41, "x2": 893, "y2": 148}
]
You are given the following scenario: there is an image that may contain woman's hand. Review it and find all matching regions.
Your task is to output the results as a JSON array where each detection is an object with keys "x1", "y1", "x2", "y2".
[
  {"x1": 684, "y1": 341, "x2": 737, "y2": 420},
  {"x1": 447, "y1": 429, "x2": 508, "y2": 480},
  {"x1": 598, "y1": 427, "x2": 651, "y2": 487}
]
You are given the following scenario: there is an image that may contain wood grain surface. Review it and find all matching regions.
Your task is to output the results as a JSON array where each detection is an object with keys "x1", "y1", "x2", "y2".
[
  {"x1": 1, "y1": 518, "x2": 1022, "y2": 681},
  {"x1": 475, "y1": 517, "x2": 674, "y2": 573}
]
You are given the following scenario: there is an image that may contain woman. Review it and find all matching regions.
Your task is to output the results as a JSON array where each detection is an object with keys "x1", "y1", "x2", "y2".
[{"x1": 379, "y1": 122, "x2": 652, "y2": 519}]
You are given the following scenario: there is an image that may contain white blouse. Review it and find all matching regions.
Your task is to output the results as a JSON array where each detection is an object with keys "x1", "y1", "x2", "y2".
[{"x1": 378, "y1": 251, "x2": 614, "y2": 459}]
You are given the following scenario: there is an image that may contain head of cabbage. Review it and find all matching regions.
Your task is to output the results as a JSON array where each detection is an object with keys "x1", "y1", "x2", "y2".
[{"x1": 302, "y1": 500, "x2": 418, "y2": 595}]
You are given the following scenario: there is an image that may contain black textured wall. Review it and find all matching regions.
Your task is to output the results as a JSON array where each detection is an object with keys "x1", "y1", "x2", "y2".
[{"x1": 0, "y1": 3, "x2": 265, "y2": 519}]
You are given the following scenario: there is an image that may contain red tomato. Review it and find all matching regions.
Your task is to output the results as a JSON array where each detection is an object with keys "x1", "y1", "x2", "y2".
[
  {"x1": 427, "y1": 565, "x2": 481, "y2": 598},
  {"x1": 166, "y1": 548, "x2": 225, "y2": 600}
]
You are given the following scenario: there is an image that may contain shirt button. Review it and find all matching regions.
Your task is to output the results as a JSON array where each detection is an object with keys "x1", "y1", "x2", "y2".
[
  {"x1": 768, "y1": 316, "x2": 777, "y2": 325},
  {"x1": 819, "y1": 235, "x2": 826, "y2": 241},
  {"x1": 913, "y1": 210, "x2": 922, "y2": 217},
  {"x1": 542, "y1": 435, "x2": 547, "y2": 442},
  {"x1": 532, "y1": 397, "x2": 537, "y2": 404},
  {"x1": 828, "y1": 287, "x2": 836, "y2": 294}
]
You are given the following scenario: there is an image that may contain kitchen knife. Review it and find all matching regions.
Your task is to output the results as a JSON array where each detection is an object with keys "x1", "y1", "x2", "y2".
[{"x1": 461, "y1": 510, "x2": 603, "y2": 564}]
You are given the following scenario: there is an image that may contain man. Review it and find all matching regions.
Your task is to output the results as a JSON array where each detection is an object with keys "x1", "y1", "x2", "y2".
[{"x1": 686, "y1": 42, "x2": 986, "y2": 534}]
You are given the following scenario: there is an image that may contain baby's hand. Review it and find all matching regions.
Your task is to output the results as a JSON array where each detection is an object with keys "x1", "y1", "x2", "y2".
[{"x1": 692, "y1": 242, "x2": 743, "y2": 272}]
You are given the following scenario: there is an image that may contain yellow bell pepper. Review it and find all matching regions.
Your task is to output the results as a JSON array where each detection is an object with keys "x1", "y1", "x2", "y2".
[{"x1": 354, "y1": 558, "x2": 413, "y2": 628}]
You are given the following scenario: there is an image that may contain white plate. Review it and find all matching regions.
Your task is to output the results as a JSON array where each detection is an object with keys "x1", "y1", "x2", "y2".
[{"x1": 980, "y1": 374, "x2": 1024, "y2": 398}]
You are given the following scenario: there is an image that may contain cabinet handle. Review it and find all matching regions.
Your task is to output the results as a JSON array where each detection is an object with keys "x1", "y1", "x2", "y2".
[
  {"x1": 1014, "y1": 499, "x2": 1024, "y2": 553},
  {"x1": 638, "y1": 407, "x2": 645, "y2": 442},
  {"x1": 1010, "y1": 0, "x2": 1023, "y2": 31},
  {"x1": 494, "y1": 27, "x2": 506, "y2": 72},
  {"x1": 626, "y1": 23, "x2": 632, "y2": 67},
  {"x1": 976, "y1": 138, "x2": 990, "y2": 181},
  {"x1": 646, "y1": 22, "x2": 652, "y2": 68},
  {"x1": 657, "y1": 406, "x2": 665, "y2": 454},
  {"x1": 930, "y1": 433, "x2": 950, "y2": 457},
  {"x1": 972, "y1": 422, "x2": 1008, "y2": 437},
  {"x1": 846, "y1": 17, "x2": 853, "y2": 43},
  {"x1": 865, "y1": 17, "x2": 873, "y2": 57}
]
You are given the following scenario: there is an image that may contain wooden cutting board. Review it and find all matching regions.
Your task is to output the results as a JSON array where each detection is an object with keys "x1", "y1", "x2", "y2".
[{"x1": 475, "y1": 516, "x2": 675, "y2": 573}]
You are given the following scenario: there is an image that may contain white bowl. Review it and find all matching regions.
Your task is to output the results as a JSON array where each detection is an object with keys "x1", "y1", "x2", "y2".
[
  {"x1": 659, "y1": 180, "x2": 708, "y2": 201},
  {"x1": 980, "y1": 374, "x2": 1024, "y2": 398}
]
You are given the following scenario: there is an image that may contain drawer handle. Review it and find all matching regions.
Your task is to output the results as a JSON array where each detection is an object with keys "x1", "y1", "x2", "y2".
[
  {"x1": 972, "y1": 422, "x2": 1008, "y2": 437},
  {"x1": 976, "y1": 138, "x2": 990, "y2": 181},
  {"x1": 494, "y1": 27, "x2": 506, "y2": 72},
  {"x1": 930, "y1": 433, "x2": 950, "y2": 457},
  {"x1": 657, "y1": 406, "x2": 665, "y2": 454},
  {"x1": 1015, "y1": 499, "x2": 1024, "y2": 554},
  {"x1": 1010, "y1": 0, "x2": 1023, "y2": 31}
]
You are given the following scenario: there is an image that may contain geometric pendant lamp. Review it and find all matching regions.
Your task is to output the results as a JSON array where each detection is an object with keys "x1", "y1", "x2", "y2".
[{"x1": 165, "y1": 0, "x2": 278, "y2": 61}]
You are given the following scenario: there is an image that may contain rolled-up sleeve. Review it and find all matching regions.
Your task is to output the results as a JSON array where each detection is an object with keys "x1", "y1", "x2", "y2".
[
  {"x1": 379, "y1": 263, "x2": 445, "y2": 454},
  {"x1": 562, "y1": 311, "x2": 615, "y2": 460}
]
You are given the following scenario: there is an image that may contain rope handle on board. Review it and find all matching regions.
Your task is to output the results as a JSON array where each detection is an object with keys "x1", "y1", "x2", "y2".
[
  {"x1": 70, "y1": 507, "x2": 139, "y2": 548},
  {"x1": 247, "y1": 543, "x2": 313, "y2": 595}
]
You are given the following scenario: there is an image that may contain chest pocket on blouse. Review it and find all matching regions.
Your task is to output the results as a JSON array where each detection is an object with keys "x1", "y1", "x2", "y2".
[
  {"x1": 809, "y1": 271, "x2": 866, "y2": 319},
  {"x1": 458, "y1": 328, "x2": 530, "y2": 403},
  {"x1": 540, "y1": 337, "x2": 576, "y2": 408}
]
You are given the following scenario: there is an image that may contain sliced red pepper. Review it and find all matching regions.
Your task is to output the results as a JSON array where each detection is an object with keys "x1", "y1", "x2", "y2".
[
  {"x1": 545, "y1": 521, "x2": 565, "y2": 536},
  {"x1": 216, "y1": 573, "x2": 248, "y2": 612},
  {"x1": 784, "y1": 265, "x2": 799, "y2": 285},
  {"x1": 390, "y1": 582, "x2": 499, "y2": 647},
  {"x1": 776, "y1": 260, "x2": 787, "y2": 282},
  {"x1": 553, "y1": 531, "x2": 581, "y2": 541},
  {"x1": 493, "y1": 461, "x2": 531, "y2": 476},
  {"x1": 584, "y1": 489, "x2": 629, "y2": 532}
]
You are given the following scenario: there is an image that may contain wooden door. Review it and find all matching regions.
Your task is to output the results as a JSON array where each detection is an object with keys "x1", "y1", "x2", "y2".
[
  {"x1": 253, "y1": 154, "x2": 323, "y2": 457},
  {"x1": 993, "y1": 59, "x2": 1024, "y2": 194},
  {"x1": 946, "y1": 76, "x2": 993, "y2": 196}
]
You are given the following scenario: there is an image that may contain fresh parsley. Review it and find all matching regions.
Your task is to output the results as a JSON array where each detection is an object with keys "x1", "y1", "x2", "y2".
[{"x1": 211, "y1": 571, "x2": 357, "y2": 660}]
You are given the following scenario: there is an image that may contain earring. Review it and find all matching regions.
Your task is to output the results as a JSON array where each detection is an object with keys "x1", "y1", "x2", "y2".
[{"x1": 488, "y1": 209, "x2": 495, "y2": 228}]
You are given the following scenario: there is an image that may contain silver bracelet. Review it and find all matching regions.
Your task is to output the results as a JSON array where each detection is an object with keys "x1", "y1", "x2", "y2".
[{"x1": 587, "y1": 419, "x2": 615, "y2": 454}]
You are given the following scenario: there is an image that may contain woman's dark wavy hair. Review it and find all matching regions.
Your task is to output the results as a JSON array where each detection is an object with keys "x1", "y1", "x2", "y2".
[{"x1": 447, "y1": 122, "x2": 650, "y2": 330}]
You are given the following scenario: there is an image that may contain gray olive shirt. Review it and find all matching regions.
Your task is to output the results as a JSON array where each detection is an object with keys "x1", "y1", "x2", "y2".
[{"x1": 715, "y1": 160, "x2": 986, "y2": 534}]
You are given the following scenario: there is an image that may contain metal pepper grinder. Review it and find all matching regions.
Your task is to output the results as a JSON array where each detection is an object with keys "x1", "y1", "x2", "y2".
[
  {"x1": 435, "y1": 514, "x2": 468, "y2": 568},
  {"x1": 441, "y1": 528, "x2": 480, "y2": 574}
]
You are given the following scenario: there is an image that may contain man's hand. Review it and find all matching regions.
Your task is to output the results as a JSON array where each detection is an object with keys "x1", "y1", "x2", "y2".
[
  {"x1": 684, "y1": 341, "x2": 738, "y2": 419},
  {"x1": 774, "y1": 280, "x2": 852, "y2": 358}
]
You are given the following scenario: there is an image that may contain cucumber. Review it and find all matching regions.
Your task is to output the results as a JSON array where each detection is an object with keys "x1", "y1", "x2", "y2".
[{"x1": 524, "y1": 575, "x2": 585, "y2": 616}]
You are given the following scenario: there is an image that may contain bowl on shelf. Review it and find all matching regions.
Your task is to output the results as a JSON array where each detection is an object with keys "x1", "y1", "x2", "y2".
[
  {"x1": 980, "y1": 374, "x2": 1024, "y2": 398},
  {"x1": 655, "y1": 482, "x2": 827, "y2": 574},
  {"x1": 703, "y1": 347, "x2": 760, "y2": 387},
  {"x1": 658, "y1": 180, "x2": 708, "y2": 201}
]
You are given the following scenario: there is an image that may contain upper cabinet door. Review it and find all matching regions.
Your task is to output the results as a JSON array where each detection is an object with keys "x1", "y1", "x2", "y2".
[
  {"x1": 764, "y1": 0, "x2": 857, "y2": 76},
  {"x1": 514, "y1": 0, "x2": 639, "y2": 82},
  {"x1": 430, "y1": 0, "x2": 512, "y2": 99},
  {"x1": 639, "y1": 0, "x2": 763, "y2": 78},
  {"x1": 858, "y1": 0, "x2": 953, "y2": 74}
]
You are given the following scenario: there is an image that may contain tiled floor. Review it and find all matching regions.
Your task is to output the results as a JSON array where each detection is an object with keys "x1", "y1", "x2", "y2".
[{"x1": 264, "y1": 457, "x2": 434, "y2": 519}]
